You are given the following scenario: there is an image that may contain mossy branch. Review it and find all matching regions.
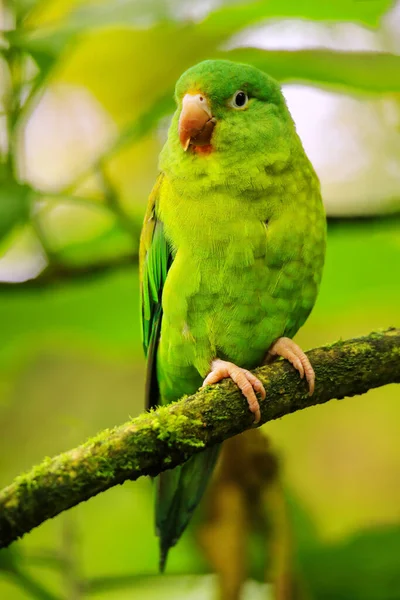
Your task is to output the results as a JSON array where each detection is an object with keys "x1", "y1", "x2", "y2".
[{"x1": 1, "y1": 329, "x2": 399, "y2": 549}]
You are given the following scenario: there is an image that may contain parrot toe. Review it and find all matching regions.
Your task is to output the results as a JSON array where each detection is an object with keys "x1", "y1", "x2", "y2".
[
  {"x1": 267, "y1": 337, "x2": 315, "y2": 395},
  {"x1": 202, "y1": 359, "x2": 266, "y2": 424}
]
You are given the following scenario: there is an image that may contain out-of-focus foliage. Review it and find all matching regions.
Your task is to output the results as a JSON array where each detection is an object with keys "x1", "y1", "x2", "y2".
[
  {"x1": 301, "y1": 525, "x2": 400, "y2": 600},
  {"x1": 0, "y1": 0, "x2": 399, "y2": 598},
  {"x1": 0, "y1": 180, "x2": 31, "y2": 243}
]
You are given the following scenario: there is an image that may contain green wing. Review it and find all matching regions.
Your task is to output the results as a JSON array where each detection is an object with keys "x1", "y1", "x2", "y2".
[{"x1": 140, "y1": 174, "x2": 172, "y2": 410}]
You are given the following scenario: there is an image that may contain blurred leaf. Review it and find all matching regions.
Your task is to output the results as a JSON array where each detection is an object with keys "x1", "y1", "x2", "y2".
[
  {"x1": 84, "y1": 572, "x2": 169, "y2": 594},
  {"x1": 9, "y1": 0, "x2": 395, "y2": 125},
  {"x1": 7, "y1": 0, "x2": 179, "y2": 81},
  {"x1": 0, "y1": 547, "x2": 60, "y2": 600},
  {"x1": 28, "y1": 0, "x2": 397, "y2": 39},
  {"x1": 220, "y1": 48, "x2": 400, "y2": 94},
  {"x1": 0, "y1": 180, "x2": 31, "y2": 244},
  {"x1": 35, "y1": 196, "x2": 138, "y2": 261},
  {"x1": 285, "y1": 490, "x2": 320, "y2": 551},
  {"x1": 85, "y1": 573, "x2": 216, "y2": 599},
  {"x1": 108, "y1": 93, "x2": 174, "y2": 157},
  {"x1": 0, "y1": 269, "x2": 140, "y2": 368},
  {"x1": 23, "y1": 548, "x2": 65, "y2": 570},
  {"x1": 62, "y1": 94, "x2": 174, "y2": 197},
  {"x1": 317, "y1": 217, "x2": 400, "y2": 313},
  {"x1": 45, "y1": 0, "x2": 174, "y2": 29},
  {"x1": 1, "y1": 569, "x2": 61, "y2": 600},
  {"x1": 0, "y1": 547, "x2": 19, "y2": 573},
  {"x1": 301, "y1": 525, "x2": 400, "y2": 600},
  {"x1": 202, "y1": 0, "x2": 393, "y2": 31},
  {"x1": 14, "y1": 0, "x2": 38, "y2": 21},
  {"x1": 5, "y1": 27, "x2": 71, "y2": 76},
  {"x1": 52, "y1": 223, "x2": 137, "y2": 266}
]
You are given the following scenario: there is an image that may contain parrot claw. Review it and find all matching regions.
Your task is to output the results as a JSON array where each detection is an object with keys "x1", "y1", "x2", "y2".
[
  {"x1": 202, "y1": 359, "x2": 266, "y2": 424},
  {"x1": 267, "y1": 337, "x2": 315, "y2": 395}
]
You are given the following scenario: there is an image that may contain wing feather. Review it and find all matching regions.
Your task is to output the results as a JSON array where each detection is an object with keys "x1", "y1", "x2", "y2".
[{"x1": 139, "y1": 174, "x2": 172, "y2": 410}]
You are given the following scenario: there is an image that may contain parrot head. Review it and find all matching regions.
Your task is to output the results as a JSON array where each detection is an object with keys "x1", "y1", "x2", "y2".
[{"x1": 166, "y1": 59, "x2": 296, "y2": 164}]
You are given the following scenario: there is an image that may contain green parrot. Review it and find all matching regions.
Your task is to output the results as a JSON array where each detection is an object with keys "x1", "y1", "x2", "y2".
[{"x1": 140, "y1": 59, "x2": 326, "y2": 570}]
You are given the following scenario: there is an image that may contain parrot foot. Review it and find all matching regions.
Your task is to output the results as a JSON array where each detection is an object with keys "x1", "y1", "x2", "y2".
[
  {"x1": 202, "y1": 359, "x2": 266, "y2": 424},
  {"x1": 267, "y1": 337, "x2": 315, "y2": 395}
]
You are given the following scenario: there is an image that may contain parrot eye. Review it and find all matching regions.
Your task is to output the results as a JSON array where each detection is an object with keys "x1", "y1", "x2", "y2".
[{"x1": 230, "y1": 90, "x2": 249, "y2": 109}]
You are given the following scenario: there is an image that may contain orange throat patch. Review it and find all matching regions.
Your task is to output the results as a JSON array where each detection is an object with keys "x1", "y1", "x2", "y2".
[{"x1": 192, "y1": 144, "x2": 213, "y2": 155}]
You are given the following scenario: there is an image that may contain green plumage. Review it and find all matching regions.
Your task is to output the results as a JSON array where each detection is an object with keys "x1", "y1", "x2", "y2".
[{"x1": 140, "y1": 60, "x2": 326, "y2": 569}]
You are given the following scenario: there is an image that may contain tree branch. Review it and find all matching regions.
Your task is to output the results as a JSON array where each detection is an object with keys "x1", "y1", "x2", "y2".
[{"x1": 0, "y1": 329, "x2": 399, "y2": 549}]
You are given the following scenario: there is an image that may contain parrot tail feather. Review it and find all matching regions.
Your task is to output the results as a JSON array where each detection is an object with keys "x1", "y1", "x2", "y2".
[
  {"x1": 156, "y1": 445, "x2": 221, "y2": 572},
  {"x1": 159, "y1": 544, "x2": 169, "y2": 573}
]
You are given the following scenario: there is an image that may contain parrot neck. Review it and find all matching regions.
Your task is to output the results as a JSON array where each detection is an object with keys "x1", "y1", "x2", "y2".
[
  {"x1": 158, "y1": 155, "x2": 318, "y2": 261},
  {"x1": 161, "y1": 148, "x2": 297, "y2": 199}
]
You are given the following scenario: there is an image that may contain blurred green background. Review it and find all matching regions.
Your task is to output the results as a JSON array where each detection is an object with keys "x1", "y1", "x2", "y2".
[{"x1": 0, "y1": 0, "x2": 399, "y2": 598}]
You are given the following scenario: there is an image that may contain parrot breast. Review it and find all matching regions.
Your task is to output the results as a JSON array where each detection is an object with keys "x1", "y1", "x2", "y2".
[{"x1": 156, "y1": 158, "x2": 326, "y2": 402}]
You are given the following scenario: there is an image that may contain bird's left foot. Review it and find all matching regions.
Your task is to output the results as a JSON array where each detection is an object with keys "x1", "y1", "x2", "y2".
[
  {"x1": 203, "y1": 359, "x2": 266, "y2": 424},
  {"x1": 267, "y1": 337, "x2": 315, "y2": 395}
]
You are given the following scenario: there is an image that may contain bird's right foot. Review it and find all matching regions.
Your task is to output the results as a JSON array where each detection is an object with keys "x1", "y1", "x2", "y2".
[{"x1": 202, "y1": 359, "x2": 266, "y2": 424}]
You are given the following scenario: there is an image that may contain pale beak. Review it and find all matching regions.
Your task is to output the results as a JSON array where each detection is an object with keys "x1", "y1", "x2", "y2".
[{"x1": 178, "y1": 93, "x2": 216, "y2": 151}]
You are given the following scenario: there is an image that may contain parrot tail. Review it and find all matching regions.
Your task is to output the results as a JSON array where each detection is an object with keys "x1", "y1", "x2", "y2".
[
  {"x1": 159, "y1": 545, "x2": 169, "y2": 573},
  {"x1": 155, "y1": 444, "x2": 221, "y2": 572}
]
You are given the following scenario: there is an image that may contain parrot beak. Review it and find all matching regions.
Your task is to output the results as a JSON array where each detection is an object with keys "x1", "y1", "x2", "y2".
[{"x1": 179, "y1": 93, "x2": 216, "y2": 151}]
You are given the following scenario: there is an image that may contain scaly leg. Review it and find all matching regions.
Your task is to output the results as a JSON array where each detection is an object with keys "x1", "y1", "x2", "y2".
[
  {"x1": 203, "y1": 359, "x2": 266, "y2": 424},
  {"x1": 267, "y1": 337, "x2": 315, "y2": 396}
]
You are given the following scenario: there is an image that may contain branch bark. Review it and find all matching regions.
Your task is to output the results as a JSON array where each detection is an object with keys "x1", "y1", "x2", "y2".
[{"x1": 0, "y1": 329, "x2": 399, "y2": 549}]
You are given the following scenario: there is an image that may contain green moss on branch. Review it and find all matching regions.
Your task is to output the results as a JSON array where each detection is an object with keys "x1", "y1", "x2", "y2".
[{"x1": 0, "y1": 328, "x2": 399, "y2": 549}]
